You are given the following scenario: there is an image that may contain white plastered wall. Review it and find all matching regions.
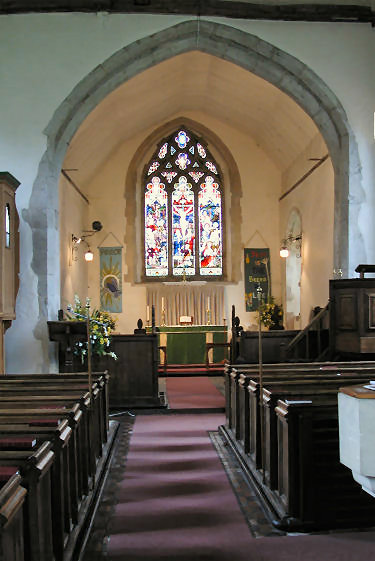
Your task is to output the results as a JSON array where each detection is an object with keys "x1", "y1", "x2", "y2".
[
  {"x1": 280, "y1": 134, "x2": 335, "y2": 327},
  {"x1": 0, "y1": 13, "x2": 373, "y2": 372}
]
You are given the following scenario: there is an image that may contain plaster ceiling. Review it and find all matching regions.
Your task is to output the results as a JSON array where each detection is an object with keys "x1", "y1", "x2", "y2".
[{"x1": 63, "y1": 51, "x2": 325, "y2": 192}]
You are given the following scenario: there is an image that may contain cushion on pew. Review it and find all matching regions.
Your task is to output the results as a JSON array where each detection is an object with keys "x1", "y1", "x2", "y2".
[
  {"x1": 28, "y1": 418, "x2": 61, "y2": 427},
  {"x1": 0, "y1": 437, "x2": 37, "y2": 450},
  {"x1": 0, "y1": 466, "x2": 19, "y2": 486}
]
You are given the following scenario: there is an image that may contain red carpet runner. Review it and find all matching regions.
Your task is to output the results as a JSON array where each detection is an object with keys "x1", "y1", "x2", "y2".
[
  {"x1": 166, "y1": 376, "x2": 225, "y2": 409},
  {"x1": 107, "y1": 414, "x2": 375, "y2": 561}
]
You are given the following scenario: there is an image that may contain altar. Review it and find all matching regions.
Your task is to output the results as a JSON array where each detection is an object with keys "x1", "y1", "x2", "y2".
[{"x1": 156, "y1": 325, "x2": 228, "y2": 365}]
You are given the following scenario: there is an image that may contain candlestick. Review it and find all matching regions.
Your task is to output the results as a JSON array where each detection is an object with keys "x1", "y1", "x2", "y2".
[
  {"x1": 161, "y1": 297, "x2": 165, "y2": 310},
  {"x1": 146, "y1": 305, "x2": 150, "y2": 322}
]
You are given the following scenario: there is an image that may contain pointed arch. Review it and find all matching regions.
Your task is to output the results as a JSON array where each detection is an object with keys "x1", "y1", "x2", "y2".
[{"x1": 26, "y1": 19, "x2": 361, "y2": 369}]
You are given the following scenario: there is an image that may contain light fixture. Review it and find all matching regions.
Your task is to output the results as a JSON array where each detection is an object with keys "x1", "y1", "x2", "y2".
[
  {"x1": 280, "y1": 233, "x2": 302, "y2": 259},
  {"x1": 71, "y1": 220, "x2": 103, "y2": 262},
  {"x1": 84, "y1": 248, "x2": 94, "y2": 262},
  {"x1": 280, "y1": 246, "x2": 289, "y2": 258}
]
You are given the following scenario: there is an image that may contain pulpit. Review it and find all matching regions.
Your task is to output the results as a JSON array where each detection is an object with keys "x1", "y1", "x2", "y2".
[
  {"x1": 330, "y1": 268, "x2": 375, "y2": 356},
  {"x1": 0, "y1": 172, "x2": 20, "y2": 374}
]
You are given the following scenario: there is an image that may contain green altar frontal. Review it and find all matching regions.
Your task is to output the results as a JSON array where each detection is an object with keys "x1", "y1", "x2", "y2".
[{"x1": 157, "y1": 325, "x2": 228, "y2": 364}]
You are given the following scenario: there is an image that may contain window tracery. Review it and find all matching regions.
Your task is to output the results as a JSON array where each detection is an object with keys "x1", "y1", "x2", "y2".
[{"x1": 144, "y1": 128, "x2": 223, "y2": 279}]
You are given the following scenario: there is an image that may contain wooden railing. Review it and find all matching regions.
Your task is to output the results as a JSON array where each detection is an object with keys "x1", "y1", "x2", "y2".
[{"x1": 282, "y1": 303, "x2": 330, "y2": 362}]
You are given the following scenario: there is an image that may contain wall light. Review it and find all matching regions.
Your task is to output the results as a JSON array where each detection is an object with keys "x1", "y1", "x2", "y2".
[
  {"x1": 72, "y1": 220, "x2": 102, "y2": 262},
  {"x1": 84, "y1": 248, "x2": 94, "y2": 262},
  {"x1": 280, "y1": 234, "x2": 302, "y2": 259},
  {"x1": 280, "y1": 245, "x2": 289, "y2": 258}
]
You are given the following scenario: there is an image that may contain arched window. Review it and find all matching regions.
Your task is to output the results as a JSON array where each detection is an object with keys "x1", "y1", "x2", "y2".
[{"x1": 144, "y1": 128, "x2": 223, "y2": 279}]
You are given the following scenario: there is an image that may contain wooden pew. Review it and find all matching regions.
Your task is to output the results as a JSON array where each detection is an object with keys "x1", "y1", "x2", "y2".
[
  {"x1": 0, "y1": 373, "x2": 113, "y2": 561},
  {"x1": 2, "y1": 372, "x2": 109, "y2": 451},
  {"x1": 0, "y1": 388, "x2": 104, "y2": 475},
  {"x1": 222, "y1": 368, "x2": 375, "y2": 532},
  {"x1": 228, "y1": 364, "x2": 375, "y2": 450},
  {"x1": 0, "y1": 442, "x2": 54, "y2": 561},
  {"x1": 274, "y1": 398, "x2": 375, "y2": 531},
  {"x1": 245, "y1": 374, "x2": 374, "y2": 478},
  {"x1": 0, "y1": 471, "x2": 27, "y2": 561}
]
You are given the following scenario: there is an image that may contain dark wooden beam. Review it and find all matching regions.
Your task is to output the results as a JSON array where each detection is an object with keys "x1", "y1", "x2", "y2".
[{"x1": 0, "y1": 1, "x2": 373, "y2": 25}]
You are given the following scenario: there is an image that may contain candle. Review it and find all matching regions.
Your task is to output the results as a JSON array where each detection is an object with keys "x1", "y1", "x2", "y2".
[
  {"x1": 146, "y1": 305, "x2": 150, "y2": 322},
  {"x1": 207, "y1": 296, "x2": 210, "y2": 310},
  {"x1": 161, "y1": 297, "x2": 165, "y2": 310}
]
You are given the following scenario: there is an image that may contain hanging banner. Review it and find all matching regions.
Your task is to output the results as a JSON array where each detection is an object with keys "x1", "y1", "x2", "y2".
[
  {"x1": 244, "y1": 248, "x2": 271, "y2": 311},
  {"x1": 100, "y1": 247, "x2": 122, "y2": 313}
]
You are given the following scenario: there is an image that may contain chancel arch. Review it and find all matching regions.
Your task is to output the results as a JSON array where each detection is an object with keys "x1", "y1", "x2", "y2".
[{"x1": 23, "y1": 19, "x2": 360, "y2": 369}]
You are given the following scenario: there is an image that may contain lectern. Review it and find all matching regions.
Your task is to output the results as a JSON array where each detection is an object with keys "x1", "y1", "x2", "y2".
[{"x1": 0, "y1": 172, "x2": 20, "y2": 373}]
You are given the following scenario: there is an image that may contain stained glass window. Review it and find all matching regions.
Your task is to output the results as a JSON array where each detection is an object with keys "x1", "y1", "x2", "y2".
[
  {"x1": 144, "y1": 127, "x2": 223, "y2": 279},
  {"x1": 145, "y1": 177, "x2": 168, "y2": 277},
  {"x1": 5, "y1": 204, "x2": 10, "y2": 248}
]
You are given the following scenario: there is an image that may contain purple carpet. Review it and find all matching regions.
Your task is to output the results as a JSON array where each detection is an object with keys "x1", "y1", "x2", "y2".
[
  {"x1": 106, "y1": 414, "x2": 375, "y2": 561},
  {"x1": 166, "y1": 376, "x2": 225, "y2": 409},
  {"x1": 107, "y1": 414, "x2": 254, "y2": 560}
]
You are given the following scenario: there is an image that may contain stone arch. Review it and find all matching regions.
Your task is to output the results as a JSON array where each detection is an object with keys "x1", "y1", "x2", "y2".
[
  {"x1": 25, "y1": 19, "x2": 362, "y2": 368},
  {"x1": 124, "y1": 116, "x2": 243, "y2": 285}
]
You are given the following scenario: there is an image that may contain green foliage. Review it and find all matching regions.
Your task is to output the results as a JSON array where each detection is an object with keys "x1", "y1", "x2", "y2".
[
  {"x1": 258, "y1": 297, "x2": 283, "y2": 328},
  {"x1": 67, "y1": 295, "x2": 117, "y2": 363}
]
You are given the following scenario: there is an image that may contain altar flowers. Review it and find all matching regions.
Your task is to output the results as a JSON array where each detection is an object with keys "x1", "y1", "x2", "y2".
[{"x1": 67, "y1": 295, "x2": 117, "y2": 363}]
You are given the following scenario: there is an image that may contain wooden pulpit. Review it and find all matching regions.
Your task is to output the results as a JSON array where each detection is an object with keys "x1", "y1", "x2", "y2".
[{"x1": 0, "y1": 172, "x2": 20, "y2": 374}]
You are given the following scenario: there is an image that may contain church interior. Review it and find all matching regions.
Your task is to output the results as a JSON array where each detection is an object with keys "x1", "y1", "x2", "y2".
[{"x1": 0, "y1": 1, "x2": 375, "y2": 560}]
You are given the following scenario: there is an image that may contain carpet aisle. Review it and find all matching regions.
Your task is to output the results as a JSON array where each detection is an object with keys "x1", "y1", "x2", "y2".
[
  {"x1": 102, "y1": 413, "x2": 375, "y2": 561},
  {"x1": 106, "y1": 413, "x2": 257, "y2": 560},
  {"x1": 165, "y1": 376, "x2": 225, "y2": 410}
]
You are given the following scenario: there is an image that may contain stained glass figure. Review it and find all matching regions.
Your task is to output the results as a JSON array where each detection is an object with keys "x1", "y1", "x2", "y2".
[
  {"x1": 145, "y1": 177, "x2": 168, "y2": 277},
  {"x1": 172, "y1": 176, "x2": 195, "y2": 276},
  {"x1": 148, "y1": 161, "x2": 160, "y2": 175},
  {"x1": 175, "y1": 130, "x2": 190, "y2": 148},
  {"x1": 198, "y1": 176, "x2": 222, "y2": 276},
  {"x1": 158, "y1": 143, "x2": 168, "y2": 159},
  {"x1": 176, "y1": 153, "x2": 190, "y2": 170}
]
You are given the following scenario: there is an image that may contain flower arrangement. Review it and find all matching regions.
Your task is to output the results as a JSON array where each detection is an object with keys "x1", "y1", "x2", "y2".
[
  {"x1": 67, "y1": 295, "x2": 117, "y2": 363},
  {"x1": 258, "y1": 298, "x2": 284, "y2": 329}
]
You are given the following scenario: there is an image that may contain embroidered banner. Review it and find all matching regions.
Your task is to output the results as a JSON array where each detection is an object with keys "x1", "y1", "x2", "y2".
[
  {"x1": 100, "y1": 247, "x2": 122, "y2": 313},
  {"x1": 244, "y1": 248, "x2": 271, "y2": 312}
]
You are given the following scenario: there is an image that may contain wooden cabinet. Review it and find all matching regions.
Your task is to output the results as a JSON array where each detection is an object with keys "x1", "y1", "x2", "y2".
[{"x1": 0, "y1": 172, "x2": 20, "y2": 373}]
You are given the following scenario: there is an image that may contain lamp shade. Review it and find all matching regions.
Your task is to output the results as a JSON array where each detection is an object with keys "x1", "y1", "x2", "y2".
[
  {"x1": 280, "y1": 246, "x2": 289, "y2": 258},
  {"x1": 84, "y1": 249, "x2": 94, "y2": 262}
]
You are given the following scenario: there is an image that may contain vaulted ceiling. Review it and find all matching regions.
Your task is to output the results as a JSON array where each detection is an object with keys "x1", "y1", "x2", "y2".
[{"x1": 63, "y1": 51, "x2": 324, "y2": 191}]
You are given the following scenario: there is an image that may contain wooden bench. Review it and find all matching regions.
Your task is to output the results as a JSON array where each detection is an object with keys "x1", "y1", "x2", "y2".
[
  {"x1": 274, "y1": 397, "x2": 375, "y2": 531},
  {"x1": 222, "y1": 366, "x2": 375, "y2": 531},
  {"x1": 0, "y1": 373, "x2": 115, "y2": 561},
  {"x1": 0, "y1": 470, "x2": 27, "y2": 561},
  {"x1": 0, "y1": 442, "x2": 55, "y2": 561}
]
